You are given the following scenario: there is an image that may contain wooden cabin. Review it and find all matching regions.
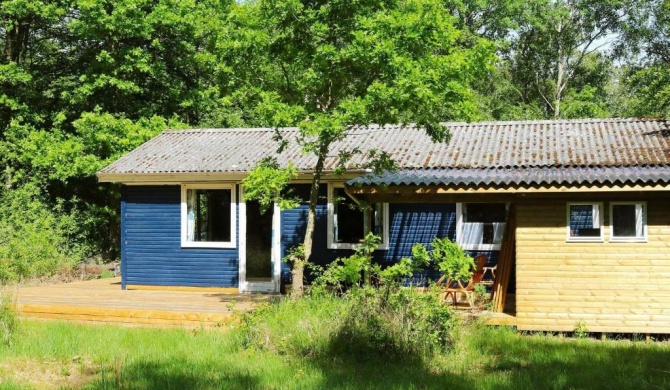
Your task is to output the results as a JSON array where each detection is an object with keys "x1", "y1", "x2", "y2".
[{"x1": 98, "y1": 118, "x2": 670, "y2": 334}]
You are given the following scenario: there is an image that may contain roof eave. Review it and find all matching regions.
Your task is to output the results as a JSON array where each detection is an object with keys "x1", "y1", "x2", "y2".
[{"x1": 97, "y1": 169, "x2": 372, "y2": 184}]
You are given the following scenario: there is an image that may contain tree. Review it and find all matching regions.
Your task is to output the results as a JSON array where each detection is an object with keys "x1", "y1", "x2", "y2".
[
  {"x1": 616, "y1": 0, "x2": 670, "y2": 117},
  {"x1": 239, "y1": 0, "x2": 494, "y2": 296},
  {"x1": 509, "y1": 0, "x2": 634, "y2": 118},
  {"x1": 0, "y1": 0, "x2": 231, "y2": 260}
]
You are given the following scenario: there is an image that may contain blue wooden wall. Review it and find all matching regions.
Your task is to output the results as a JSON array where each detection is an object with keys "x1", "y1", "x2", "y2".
[
  {"x1": 121, "y1": 185, "x2": 239, "y2": 288},
  {"x1": 121, "y1": 185, "x2": 500, "y2": 289},
  {"x1": 280, "y1": 202, "x2": 499, "y2": 286}
]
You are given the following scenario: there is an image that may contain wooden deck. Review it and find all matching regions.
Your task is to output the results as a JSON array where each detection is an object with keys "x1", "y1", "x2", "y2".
[
  {"x1": 9, "y1": 278, "x2": 517, "y2": 328},
  {"x1": 452, "y1": 294, "x2": 518, "y2": 326},
  {"x1": 12, "y1": 278, "x2": 274, "y2": 327}
]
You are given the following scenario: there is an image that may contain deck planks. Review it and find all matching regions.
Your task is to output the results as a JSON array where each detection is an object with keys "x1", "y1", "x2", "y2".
[{"x1": 11, "y1": 277, "x2": 274, "y2": 327}]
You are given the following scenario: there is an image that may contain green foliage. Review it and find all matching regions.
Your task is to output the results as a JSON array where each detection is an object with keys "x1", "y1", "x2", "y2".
[
  {"x1": 0, "y1": 291, "x2": 17, "y2": 347},
  {"x1": 236, "y1": 293, "x2": 345, "y2": 356},
  {"x1": 431, "y1": 237, "x2": 475, "y2": 284},
  {"x1": 574, "y1": 321, "x2": 590, "y2": 339},
  {"x1": 0, "y1": 185, "x2": 84, "y2": 282},
  {"x1": 282, "y1": 244, "x2": 306, "y2": 273},
  {"x1": 242, "y1": 157, "x2": 298, "y2": 213},
  {"x1": 335, "y1": 286, "x2": 455, "y2": 359},
  {"x1": 377, "y1": 243, "x2": 432, "y2": 284},
  {"x1": 239, "y1": 287, "x2": 456, "y2": 360},
  {"x1": 316, "y1": 233, "x2": 381, "y2": 288},
  {"x1": 472, "y1": 283, "x2": 492, "y2": 310}
]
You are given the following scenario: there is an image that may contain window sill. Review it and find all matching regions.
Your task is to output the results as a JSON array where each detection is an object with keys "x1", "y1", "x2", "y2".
[
  {"x1": 460, "y1": 244, "x2": 502, "y2": 251},
  {"x1": 181, "y1": 241, "x2": 236, "y2": 249},
  {"x1": 609, "y1": 238, "x2": 647, "y2": 243},
  {"x1": 566, "y1": 238, "x2": 604, "y2": 243},
  {"x1": 329, "y1": 243, "x2": 389, "y2": 251}
]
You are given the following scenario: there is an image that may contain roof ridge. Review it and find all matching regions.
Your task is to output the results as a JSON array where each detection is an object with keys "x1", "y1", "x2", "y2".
[
  {"x1": 160, "y1": 117, "x2": 665, "y2": 134},
  {"x1": 161, "y1": 127, "x2": 301, "y2": 133}
]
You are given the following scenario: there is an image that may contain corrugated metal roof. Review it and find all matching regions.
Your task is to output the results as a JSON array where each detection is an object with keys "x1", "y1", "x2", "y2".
[
  {"x1": 99, "y1": 118, "x2": 670, "y2": 178},
  {"x1": 346, "y1": 166, "x2": 670, "y2": 187}
]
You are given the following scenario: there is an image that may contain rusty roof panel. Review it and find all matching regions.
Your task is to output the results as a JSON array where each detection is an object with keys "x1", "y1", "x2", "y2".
[{"x1": 99, "y1": 118, "x2": 670, "y2": 176}]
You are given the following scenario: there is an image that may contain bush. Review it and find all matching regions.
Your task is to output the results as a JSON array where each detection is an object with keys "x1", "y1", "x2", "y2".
[
  {"x1": 236, "y1": 293, "x2": 346, "y2": 357},
  {"x1": 332, "y1": 286, "x2": 455, "y2": 359},
  {"x1": 238, "y1": 286, "x2": 456, "y2": 361},
  {"x1": 431, "y1": 237, "x2": 475, "y2": 284},
  {"x1": 0, "y1": 185, "x2": 86, "y2": 282}
]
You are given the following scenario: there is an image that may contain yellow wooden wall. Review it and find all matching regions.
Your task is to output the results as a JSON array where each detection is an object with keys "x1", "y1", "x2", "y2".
[{"x1": 516, "y1": 197, "x2": 670, "y2": 333}]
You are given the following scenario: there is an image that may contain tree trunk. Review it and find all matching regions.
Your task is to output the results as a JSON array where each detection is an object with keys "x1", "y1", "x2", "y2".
[
  {"x1": 555, "y1": 18, "x2": 564, "y2": 118},
  {"x1": 4, "y1": 17, "x2": 31, "y2": 64},
  {"x1": 292, "y1": 146, "x2": 327, "y2": 297}
]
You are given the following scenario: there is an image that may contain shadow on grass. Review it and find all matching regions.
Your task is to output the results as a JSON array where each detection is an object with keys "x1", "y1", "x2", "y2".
[
  {"x1": 82, "y1": 358, "x2": 262, "y2": 390},
  {"x1": 78, "y1": 336, "x2": 670, "y2": 390},
  {"x1": 79, "y1": 356, "x2": 471, "y2": 390},
  {"x1": 476, "y1": 330, "x2": 670, "y2": 389}
]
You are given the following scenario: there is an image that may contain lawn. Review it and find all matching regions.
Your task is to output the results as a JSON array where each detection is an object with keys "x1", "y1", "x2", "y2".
[{"x1": 0, "y1": 319, "x2": 669, "y2": 390}]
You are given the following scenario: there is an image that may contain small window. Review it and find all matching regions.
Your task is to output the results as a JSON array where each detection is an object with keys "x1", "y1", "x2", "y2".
[
  {"x1": 457, "y1": 203, "x2": 507, "y2": 250},
  {"x1": 181, "y1": 185, "x2": 236, "y2": 248},
  {"x1": 610, "y1": 202, "x2": 646, "y2": 242},
  {"x1": 327, "y1": 185, "x2": 388, "y2": 249},
  {"x1": 567, "y1": 203, "x2": 603, "y2": 242}
]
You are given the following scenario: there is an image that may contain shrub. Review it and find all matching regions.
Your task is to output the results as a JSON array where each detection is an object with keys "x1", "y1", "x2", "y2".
[
  {"x1": 0, "y1": 185, "x2": 85, "y2": 282},
  {"x1": 236, "y1": 293, "x2": 346, "y2": 357},
  {"x1": 431, "y1": 237, "x2": 475, "y2": 284},
  {"x1": 332, "y1": 286, "x2": 455, "y2": 359},
  {"x1": 314, "y1": 235, "x2": 431, "y2": 290},
  {"x1": 238, "y1": 286, "x2": 456, "y2": 361}
]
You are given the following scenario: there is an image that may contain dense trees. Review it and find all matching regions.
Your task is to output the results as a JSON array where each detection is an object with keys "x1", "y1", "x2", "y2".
[{"x1": 0, "y1": 0, "x2": 666, "y2": 281}]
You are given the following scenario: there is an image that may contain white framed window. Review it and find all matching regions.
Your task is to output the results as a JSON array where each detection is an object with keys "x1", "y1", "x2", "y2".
[
  {"x1": 610, "y1": 202, "x2": 647, "y2": 242},
  {"x1": 181, "y1": 184, "x2": 236, "y2": 248},
  {"x1": 456, "y1": 203, "x2": 507, "y2": 251},
  {"x1": 567, "y1": 202, "x2": 603, "y2": 242},
  {"x1": 327, "y1": 184, "x2": 389, "y2": 250}
]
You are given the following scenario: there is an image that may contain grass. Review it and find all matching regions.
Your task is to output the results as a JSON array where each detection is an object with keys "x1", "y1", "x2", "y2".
[{"x1": 0, "y1": 298, "x2": 669, "y2": 389}]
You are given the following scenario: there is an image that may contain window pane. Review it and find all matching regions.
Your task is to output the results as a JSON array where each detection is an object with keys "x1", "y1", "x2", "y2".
[
  {"x1": 612, "y1": 204, "x2": 642, "y2": 238},
  {"x1": 333, "y1": 188, "x2": 364, "y2": 244},
  {"x1": 569, "y1": 204, "x2": 600, "y2": 237},
  {"x1": 462, "y1": 203, "x2": 506, "y2": 246},
  {"x1": 464, "y1": 203, "x2": 506, "y2": 223},
  {"x1": 370, "y1": 203, "x2": 384, "y2": 240},
  {"x1": 187, "y1": 189, "x2": 232, "y2": 242}
]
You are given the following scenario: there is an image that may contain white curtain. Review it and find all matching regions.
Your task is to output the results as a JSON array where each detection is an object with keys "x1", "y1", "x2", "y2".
[
  {"x1": 462, "y1": 223, "x2": 484, "y2": 246},
  {"x1": 635, "y1": 204, "x2": 644, "y2": 237},
  {"x1": 591, "y1": 204, "x2": 600, "y2": 229},
  {"x1": 492, "y1": 222, "x2": 505, "y2": 244},
  {"x1": 187, "y1": 190, "x2": 196, "y2": 241}
]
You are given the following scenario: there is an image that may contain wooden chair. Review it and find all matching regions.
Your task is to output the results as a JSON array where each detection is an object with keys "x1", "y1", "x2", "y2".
[
  {"x1": 437, "y1": 254, "x2": 488, "y2": 307},
  {"x1": 481, "y1": 263, "x2": 497, "y2": 286}
]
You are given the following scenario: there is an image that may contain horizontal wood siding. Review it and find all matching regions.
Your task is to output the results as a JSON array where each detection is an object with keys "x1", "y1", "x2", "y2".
[
  {"x1": 121, "y1": 186, "x2": 239, "y2": 288},
  {"x1": 516, "y1": 197, "x2": 670, "y2": 333}
]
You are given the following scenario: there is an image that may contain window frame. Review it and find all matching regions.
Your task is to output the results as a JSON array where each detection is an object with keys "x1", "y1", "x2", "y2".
[
  {"x1": 327, "y1": 183, "x2": 389, "y2": 250},
  {"x1": 609, "y1": 201, "x2": 647, "y2": 243},
  {"x1": 456, "y1": 203, "x2": 508, "y2": 251},
  {"x1": 566, "y1": 202, "x2": 604, "y2": 243},
  {"x1": 180, "y1": 183, "x2": 237, "y2": 249}
]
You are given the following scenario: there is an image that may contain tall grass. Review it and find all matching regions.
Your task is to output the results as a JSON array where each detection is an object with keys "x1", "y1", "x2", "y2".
[
  {"x1": 0, "y1": 290, "x2": 17, "y2": 347},
  {"x1": 238, "y1": 286, "x2": 456, "y2": 360}
]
